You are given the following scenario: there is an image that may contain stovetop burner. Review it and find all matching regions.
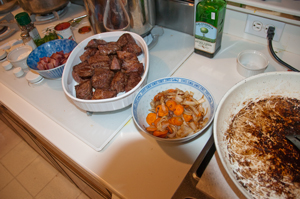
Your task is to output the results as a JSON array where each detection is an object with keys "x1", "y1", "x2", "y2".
[
  {"x1": 0, "y1": 26, "x2": 8, "y2": 35},
  {"x1": 33, "y1": 6, "x2": 68, "y2": 25}
]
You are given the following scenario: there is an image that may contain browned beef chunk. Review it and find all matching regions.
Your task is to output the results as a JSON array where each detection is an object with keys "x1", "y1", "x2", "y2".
[
  {"x1": 111, "y1": 71, "x2": 127, "y2": 93},
  {"x1": 125, "y1": 72, "x2": 141, "y2": 92},
  {"x1": 92, "y1": 89, "x2": 117, "y2": 100},
  {"x1": 110, "y1": 56, "x2": 121, "y2": 70},
  {"x1": 88, "y1": 53, "x2": 111, "y2": 69},
  {"x1": 85, "y1": 39, "x2": 107, "y2": 49},
  {"x1": 72, "y1": 61, "x2": 93, "y2": 83},
  {"x1": 122, "y1": 43, "x2": 142, "y2": 56},
  {"x1": 91, "y1": 68, "x2": 115, "y2": 89},
  {"x1": 121, "y1": 59, "x2": 144, "y2": 75},
  {"x1": 80, "y1": 48, "x2": 97, "y2": 62},
  {"x1": 117, "y1": 33, "x2": 136, "y2": 47},
  {"x1": 75, "y1": 80, "x2": 93, "y2": 100},
  {"x1": 98, "y1": 42, "x2": 121, "y2": 55},
  {"x1": 117, "y1": 51, "x2": 138, "y2": 61}
]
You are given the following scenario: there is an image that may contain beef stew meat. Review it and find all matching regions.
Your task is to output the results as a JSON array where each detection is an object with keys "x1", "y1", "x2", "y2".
[
  {"x1": 80, "y1": 48, "x2": 97, "y2": 62},
  {"x1": 75, "y1": 80, "x2": 93, "y2": 100},
  {"x1": 92, "y1": 68, "x2": 115, "y2": 89},
  {"x1": 116, "y1": 33, "x2": 136, "y2": 47},
  {"x1": 74, "y1": 33, "x2": 144, "y2": 100},
  {"x1": 92, "y1": 89, "x2": 117, "y2": 100},
  {"x1": 125, "y1": 72, "x2": 141, "y2": 92},
  {"x1": 84, "y1": 39, "x2": 107, "y2": 49},
  {"x1": 111, "y1": 71, "x2": 127, "y2": 93}
]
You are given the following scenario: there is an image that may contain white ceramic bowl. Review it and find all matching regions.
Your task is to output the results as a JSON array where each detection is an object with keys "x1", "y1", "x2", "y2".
[
  {"x1": 7, "y1": 45, "x2": 32, "y2": 69},
  {"x1": 237, "y1": 50, "x2": 269, "y2": 77},
  {"x1": 213, "y1": 71, "x2": 300, "y2": 199},
  {"x1": 62, "y1": 31, "x2": 149, "y2": 112},
  {"x1": 132, "y1": 77, "x2": 215, "y2": 143}
]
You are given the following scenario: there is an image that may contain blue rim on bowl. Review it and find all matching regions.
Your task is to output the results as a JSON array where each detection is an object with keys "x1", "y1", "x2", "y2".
[
  {"x1": 27, "y1": 39, "x2": 77, "y2": 79},
  {"x1": 132, "y1": 77, "x2": 216, "y2": 142}
]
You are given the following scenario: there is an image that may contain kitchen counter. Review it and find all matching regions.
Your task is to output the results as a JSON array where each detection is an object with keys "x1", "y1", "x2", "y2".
[{"x1": 1, "y1": 4, "x2": 300, "y2": 199}]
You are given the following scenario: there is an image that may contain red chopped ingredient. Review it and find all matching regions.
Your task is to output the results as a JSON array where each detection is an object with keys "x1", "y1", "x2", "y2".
[{"x1": 37, "y1": 50, "x2": 71, "y2": 70}]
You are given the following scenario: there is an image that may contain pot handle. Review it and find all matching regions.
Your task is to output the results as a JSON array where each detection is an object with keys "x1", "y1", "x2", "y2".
[{"x1": 148, "y1": 26, "x2": 164, "y2": 50}]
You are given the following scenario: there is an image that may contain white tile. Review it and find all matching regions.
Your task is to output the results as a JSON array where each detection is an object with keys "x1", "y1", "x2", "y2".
[
  {"x1": 0, "y1": 163, "x2": 13, "y2": 190},
  {"x1": 0, "y1": 141, "x2": 38, "y2": 176},
  {"x1": 36, "y1": 173, "x2": 81, "y2": 199},
  {"x1": 17, "y1": 156, "x2": 58, "y2": 196},
  {"x1": 0, "y1": 125, "x2": 22, "y2": 159},
  {"x1": 0, "y1": 179, "x2": 32, "y2": 199}
]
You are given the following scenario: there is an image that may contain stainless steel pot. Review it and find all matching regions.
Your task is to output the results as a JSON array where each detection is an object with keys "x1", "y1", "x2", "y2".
[
  {"x1": 83, "y1": 0, "x2": 155, "y2": 37},
  {"x1": 17, "y1": 0, "x2": 70, "y2": 15}
]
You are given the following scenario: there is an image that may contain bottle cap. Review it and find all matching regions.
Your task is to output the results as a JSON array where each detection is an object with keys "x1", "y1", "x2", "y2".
[
  {"x1": 26, "y1": 71, "x2": 43, "y2": 84},
  {"x1": 2, "y1": 61, "x2": 12, "y2": 70},
  {"x1": 15, "y1": 12, "x2": 31, "y2": 26},
  {"x1": 0, "y1": 49, "x2": 7, "y2": 61},
  {"x1": 13, "y1": 67, "x2": 24, "y2": 77}
]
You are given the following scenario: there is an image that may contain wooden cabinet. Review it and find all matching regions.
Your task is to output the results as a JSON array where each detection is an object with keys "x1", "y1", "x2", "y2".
[{"x1": 0, "y1": 104, "x2": 112, "y2": 199}]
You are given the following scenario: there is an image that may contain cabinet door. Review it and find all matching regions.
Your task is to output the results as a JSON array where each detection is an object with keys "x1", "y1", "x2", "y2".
[
  {"x1": 0, "y1": 105, "x2": 51, "y2": 164},
  {"x1": 51, "y1": 154, "x2": 110, "y2": 199}
]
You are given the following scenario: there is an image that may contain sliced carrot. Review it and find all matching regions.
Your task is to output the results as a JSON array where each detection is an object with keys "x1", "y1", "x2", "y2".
[
  {"x1": 155, "y1": 105, "x2": 169, "y2": 117},
  {"x1": 146, "y1": 112, "x2": 157, "y2": 125},
  {"x1": 154, "y1": 117, "x2": 161, "y2": 127},
  {"x1": 167, "y1": 126, "x2": 173, "y2": 133},
  {"x1": 169, "y1": 117, "x2": 183, "y2": 126},
  {"x1": 154, "y1": 93, "x2": 163, "y2": 101},
  {"x1": 173, "y1": 104, "x2": 184, "y2": 116},
  {"x1": 146, "y1": 125, "x2": 157, "y2": 132},
  {"x1": 166, "y1": 100, "x2": 177, "y2": 111},
  {"x1": 183, "y1": 114, "x2": 193, "y2": 122},
  {"x1": 153, "y1": 130, "x2": 168, "y2": 137}
]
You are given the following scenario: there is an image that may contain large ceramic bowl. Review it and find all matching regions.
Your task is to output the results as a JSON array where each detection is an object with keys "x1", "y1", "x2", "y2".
[
  {"x1": 62, "y1": 31, "x2": 149, "y2": 112},
  {"x1": 213, "y1": 71, "x2": 300, "y2": 199},
  {"x1": 27, "y1": 39, "x2": 77, "y2": 79},
  {"x1": 132, "y1": 77, "x2": 215, "y2": 143}
]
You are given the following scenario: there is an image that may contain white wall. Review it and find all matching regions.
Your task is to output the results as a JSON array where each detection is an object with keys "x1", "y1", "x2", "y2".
[{"x1": 223, "y1": 9, "x2": 300, "y2": 56}]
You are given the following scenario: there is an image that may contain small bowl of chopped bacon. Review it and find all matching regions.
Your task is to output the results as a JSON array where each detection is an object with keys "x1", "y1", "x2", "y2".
[
  {"x1": 27, "y1": 39, "x2": 77, "y2": 79},
  {"x1": 132, "y1": 77, "x2": 216, "y2": 142}
]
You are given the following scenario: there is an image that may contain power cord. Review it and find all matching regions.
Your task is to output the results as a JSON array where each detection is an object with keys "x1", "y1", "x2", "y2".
[{"x1": 267, "y1": 26, "x2": 299, "y2": 72}]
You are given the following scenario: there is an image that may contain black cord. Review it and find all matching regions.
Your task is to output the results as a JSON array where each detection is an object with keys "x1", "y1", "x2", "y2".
[{"x1": 267, "y1": 27, "x2": 299, "y2": 72}]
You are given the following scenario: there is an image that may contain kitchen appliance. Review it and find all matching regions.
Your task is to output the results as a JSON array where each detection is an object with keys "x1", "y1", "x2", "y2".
[
  {"x1": 83, "y1": 0, "x2": 155, "y2": 37},
  {"x1": 17, "y1": 0, "x2": 70, "y2": 15},
  {"x1": 213, "y1": 71, "x2": 300, "y2": 198},
  {"x1": 0, "y1": 12, "x2": 19, "y2": 41},
  {"x1": 0, "y1": 0, "x2": 18, "y2": 14}
]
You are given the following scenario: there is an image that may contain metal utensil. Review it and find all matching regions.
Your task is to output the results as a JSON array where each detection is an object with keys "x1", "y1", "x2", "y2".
[
  {"x1": 286, "y1": 134, "x2": 300, "y2": 150},
  {"x1": 68, "y1": 15, "x2": 87, "y2": 27},
  {"x1": 172, "y1": 129, "x2": 215, "y2": 199}
]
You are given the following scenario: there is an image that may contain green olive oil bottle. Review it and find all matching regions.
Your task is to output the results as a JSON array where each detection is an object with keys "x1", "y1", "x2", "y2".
[{"x1": 194, "y1": 0, "x2": 227, "y2": 58}]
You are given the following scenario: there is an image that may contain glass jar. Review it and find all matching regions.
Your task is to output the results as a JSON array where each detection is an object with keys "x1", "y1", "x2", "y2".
[
  {"x1": 15, "y1": 12, "x2": 41, "y2": 45},
  {"x1": 21, "y1": 31, "x2": 37, "y2": 50}
]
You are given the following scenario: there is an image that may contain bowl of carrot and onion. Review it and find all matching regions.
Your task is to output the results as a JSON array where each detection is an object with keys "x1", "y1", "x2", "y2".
[{"x1": 131, "y1": 77, "x2": 216, "y2": 142}]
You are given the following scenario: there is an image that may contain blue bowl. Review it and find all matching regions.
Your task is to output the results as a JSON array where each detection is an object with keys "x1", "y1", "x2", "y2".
[{"x1": 27, "y1": 39, "x2": 77, "y2": 79}]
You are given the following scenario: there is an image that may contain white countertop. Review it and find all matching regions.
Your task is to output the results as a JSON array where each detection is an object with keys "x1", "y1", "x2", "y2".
[{"x1": 1, "y1": 4, "x2": 300, "y2": 199}]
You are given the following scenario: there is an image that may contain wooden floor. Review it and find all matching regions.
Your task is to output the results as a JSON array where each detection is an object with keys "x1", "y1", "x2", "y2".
[{"x1": 0, "y1": 119, "x2": 89, "y2": 199}]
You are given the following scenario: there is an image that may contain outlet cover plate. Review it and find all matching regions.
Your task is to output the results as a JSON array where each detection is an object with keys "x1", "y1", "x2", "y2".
[{"x1": 245, "y1": 14, "x2": 285, "y2": 41}]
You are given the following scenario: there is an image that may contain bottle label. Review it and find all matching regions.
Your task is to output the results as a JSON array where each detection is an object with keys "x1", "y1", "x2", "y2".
[
  {"x1": 29, "y1": 28, "x2": 41, "y2": 41},
  {"x1": 195, "y1": 22, "x2": 217, "y2": 54}
]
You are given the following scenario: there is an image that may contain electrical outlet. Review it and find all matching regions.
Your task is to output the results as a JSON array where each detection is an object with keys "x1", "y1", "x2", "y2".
[{"x1": 245, "y1": 15, "x2": 285, "y2": 42}]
